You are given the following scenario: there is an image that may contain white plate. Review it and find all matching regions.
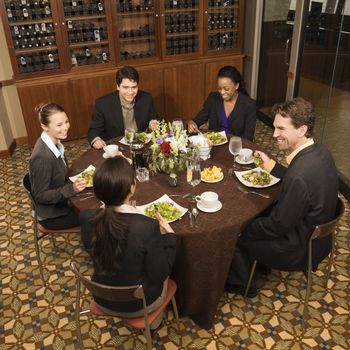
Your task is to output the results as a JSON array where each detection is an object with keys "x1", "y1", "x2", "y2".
[
  {"x1": 201, "y1": 175, "x2": 224, "y2": 183},
  {"x1": 119, "y1": 133, "x2": 152, "y2": 146},
  {"x1": 197, "y1": 200, "x2": 222, "y2": 213},
  {"x1": 204, "y1": 131, "x2": 228, "y2": 146},
  {"x1": 69, "y1": 165, "x2": 96, "y2": 187},
  {"x1": 137, "y1": 194, "x2": 188, "y2": 223},
  {"x1": 234, "y1": 167, "x2": 280, "y2": 188},
  {"x1": 235, "y1": 155, "x2": 254, "y2": 165}
]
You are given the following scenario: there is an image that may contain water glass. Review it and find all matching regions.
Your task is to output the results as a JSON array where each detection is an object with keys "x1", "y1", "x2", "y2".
[
  {"x1": 136, "y1": 167, "x2": 149, "y2": 182},
  {"x1": 172, "y1": 118, "x2": 184, "y2": 132},
  {"x1": 125, "y1": 128, "x2": 135, "y2": 144},
  {"x1": 187, "y1": 160, "x2": 201, "y2": 188},
  {"x1": 229, "y1": 136, "x2": 242, "y2": 170}
]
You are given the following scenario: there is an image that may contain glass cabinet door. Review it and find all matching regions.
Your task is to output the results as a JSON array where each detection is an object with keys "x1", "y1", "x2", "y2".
[
  {"x1": 62, "y1": 0, "x2": 111, "y2": 67},
  {"x1": 4, "y1": 0, "x2": 60, "y2": 74},
  {"x1": 163, "y1": 0, "x2": 200, "y2": 57},
  {"x1": 116, "y1": 0, "x2": 159, "y2": 62},
  {"x1": 206, "y1": 0, "x2": 241, "y2": 53}
]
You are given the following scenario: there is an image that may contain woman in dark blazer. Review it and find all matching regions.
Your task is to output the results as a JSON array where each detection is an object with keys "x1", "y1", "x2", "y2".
[
  {"x1": 188, "y1": 66, "x2": 257, "y2": 141},
  {"x1": 29, "y1": 103, "x2": 87, "y2": 230},
  {"x1": 79, "y1": 157, "x2": 177, "y2": 325}
]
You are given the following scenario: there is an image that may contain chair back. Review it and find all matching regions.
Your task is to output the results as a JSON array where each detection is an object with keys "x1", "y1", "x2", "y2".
[
  {"x1": 70, "y1": 262, "x2": 146, "y2": 303},
  {"x1": 310, "y1": 198, "x2": 345, "y2": 242}
]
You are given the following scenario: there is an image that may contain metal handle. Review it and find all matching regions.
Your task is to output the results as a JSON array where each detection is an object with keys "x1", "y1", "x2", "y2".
[
  {"x1": 284, "y1": 38, "x2": 292, "y2": 65},
  {"x1": 251, "y1": 191, "x2": 270, "y2": 199}
]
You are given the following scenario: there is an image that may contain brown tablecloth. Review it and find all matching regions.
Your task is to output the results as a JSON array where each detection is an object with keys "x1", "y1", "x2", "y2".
[{"x1": 69, "y1": 139, "x2": 280, "y2": 329}]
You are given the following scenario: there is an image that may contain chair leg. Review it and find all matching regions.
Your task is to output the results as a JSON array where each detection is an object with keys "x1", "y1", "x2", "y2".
[
  {"x1": 325, "y1": 235, "x2": 335, "y2": 287},
  {"x1": 301, "y1": 268, "x2": 313, "y2": 329},
  {"x1": 171, "y1": 296, "x2": 180, "y2": 331},
  {"x1": 144, "y1": 324, "x2": 153, "y2": 350},
  {"x1": 34, "y1": 223, "x2": 45, "y2": 283},
  {"x1": 244, "y1": 260, "x2": 257, "y2": 298},
  {"x1": 75, "y1": 281, "x2": 85, "y2": 350}
]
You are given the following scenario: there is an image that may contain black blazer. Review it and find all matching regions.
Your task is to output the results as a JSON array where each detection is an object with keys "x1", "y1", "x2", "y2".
[
  {"x1": 80, "y1": 209, "x2": 177, "y2": 312},
  {"x1": 29, "y1": 138, "x2": 75, "y2": 220},
  {"x1": 244, "y1": 143, "x2": 338, "y2": 271},
  {"x1": 193, "y1": 91, "x2": 257, "y2": 141},
  {"x1": 87, "y1": 90, "x2": 159, "y2": 144}
]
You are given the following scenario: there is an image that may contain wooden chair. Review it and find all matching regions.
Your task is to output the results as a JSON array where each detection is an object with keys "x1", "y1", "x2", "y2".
[
  {"x1": 244, "y1": 197, "x2": 345, "y2": 328},
  {"x1": 22, "y1": 173, "x2": 80, "y2": 283},
  {"x1": 70, "y1": 262, "x2": 180, "y2": 350}
]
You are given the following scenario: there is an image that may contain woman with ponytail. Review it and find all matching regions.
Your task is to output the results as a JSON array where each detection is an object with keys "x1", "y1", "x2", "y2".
[
  {"x1": 80, "y1": 157, "x2": 177, "y2": 323},
  {"x1": 188, "y1": 65, "x2": 257, "y2": 140}
]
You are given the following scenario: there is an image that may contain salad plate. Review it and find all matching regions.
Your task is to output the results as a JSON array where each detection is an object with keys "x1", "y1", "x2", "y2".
[
  {"x1": 69, "y1": 165, "x2": 96, "y2": 187},
  {"x1": 137, "y1": 194, "x2": 188, "y2": 223},
  {"x1": 235, "y1": 167, "x2": 280, "y2": 188},
  {"x1": 203, "y1": 131, "x2": 228, "y2": 146},
  {"x1": 119, "y1": 133, "x2": 152, "y2": 146}
]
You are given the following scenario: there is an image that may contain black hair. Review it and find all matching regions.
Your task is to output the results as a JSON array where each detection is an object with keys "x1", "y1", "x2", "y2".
[
  {"x1": 217, "y1": 66, "x2": 249, "y2": 96},
  {"x1": 91, "y1": 157, "x2": 136, "y2": 273},
  {"x1": 116, "y1": 66, "x2": 139, "y2": 85}
]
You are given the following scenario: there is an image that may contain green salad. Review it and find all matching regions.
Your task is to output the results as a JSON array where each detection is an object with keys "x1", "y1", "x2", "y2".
[
  {"x1": 79, "y1": 169, "x2": 94, "y2": 186},
  {"x1": 253, "y1": 155, "x2": 262, "y2": 166},
  {"x1": 204, "y1": 131, "x2": 227, "y2": 145},
  {"x1": 242, "y1": 170, "x2": 271, "y2": 186},
  {"x1": 145, "y1": 201, "x2": 182, "y2": 222},
  {"x1": 136, "y1": 132, "x2": 148, "y2": 143}
]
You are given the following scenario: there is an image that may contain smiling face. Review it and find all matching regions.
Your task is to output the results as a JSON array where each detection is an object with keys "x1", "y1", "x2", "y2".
[
  {"x1": 117, "y1": 78, "x2": 138, "y2": 103},
  {"x1": 217, "y1": 77, "x2": 239, "y2": 102},
  {"x1": 41, "y1": 111, "x2": 70, "y2": 144},
  {"x1": 273, "y1": 113, "x2": 307, "y2": 152}
]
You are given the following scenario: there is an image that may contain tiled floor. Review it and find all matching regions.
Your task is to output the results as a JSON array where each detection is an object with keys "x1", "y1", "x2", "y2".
[{"x1": 1, "y1": 121, "x2": 349, "y2": 349}]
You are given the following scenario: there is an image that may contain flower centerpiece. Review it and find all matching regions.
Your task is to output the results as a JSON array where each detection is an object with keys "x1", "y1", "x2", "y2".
[{"x1": 148, "y1": 120, "x2": 197, "y2": 174}]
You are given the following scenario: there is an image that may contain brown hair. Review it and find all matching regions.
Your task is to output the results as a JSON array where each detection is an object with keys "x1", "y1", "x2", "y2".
[
  {"x1": 271, "y1": 97, "x2": 315, "y2": 138},
  {"x1": 35, "y1": 102, "x2": 64, "y2": 126}
]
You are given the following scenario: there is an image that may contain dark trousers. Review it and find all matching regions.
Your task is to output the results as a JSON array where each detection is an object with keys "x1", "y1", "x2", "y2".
[{"x1": 39, "y1": 207, "x2": 79, "y2": 230}]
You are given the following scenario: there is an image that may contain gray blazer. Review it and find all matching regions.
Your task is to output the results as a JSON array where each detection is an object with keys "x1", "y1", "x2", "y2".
[{"x1": 29, "y1": 138, "x2": 76, "y2": 220}]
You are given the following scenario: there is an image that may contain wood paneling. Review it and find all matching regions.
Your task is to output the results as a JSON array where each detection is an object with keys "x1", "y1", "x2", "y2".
[
  {"x1": 138, "y1": 67, "x2": 165, "y2": 117},
  {"x1": 69, "y1": 72, "x2": 116, "y2": 138},
  {"x1": 164, "y1": 62, "x2": 205, "y2": 121},
  {"x1": 17, "y1": 81, "x2": 77, "y2": 146}
]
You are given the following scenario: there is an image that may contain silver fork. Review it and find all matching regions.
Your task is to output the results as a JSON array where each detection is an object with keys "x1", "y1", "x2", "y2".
[
  {"x1": 79, "y1": 195, "x2": 95, "y2": 201},
  {"x1": 169, "y1": 193, "x2": 191, "y2": 199},
  {"x1": 237, "y1": 185, "x2": 270, "y2": 199}
]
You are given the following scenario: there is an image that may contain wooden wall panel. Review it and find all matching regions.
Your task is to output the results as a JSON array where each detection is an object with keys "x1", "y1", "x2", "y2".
[
  {"x1": 17, "y1": 81, "x2": 77, "y2": 147},
  {"x1": 138, "y1": 67, "x2": 165, "y2": 117},
  {"x1": 69, "y1": 72, "x2": 116, "y2": 138},
  {"x1": 163, "y1": 62, "x2": 205, "y2": 121}
]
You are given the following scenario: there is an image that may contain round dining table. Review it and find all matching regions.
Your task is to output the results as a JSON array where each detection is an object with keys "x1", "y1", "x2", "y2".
[{"x1": 69, "y1": 137, "x2": 281, "y2": 329}]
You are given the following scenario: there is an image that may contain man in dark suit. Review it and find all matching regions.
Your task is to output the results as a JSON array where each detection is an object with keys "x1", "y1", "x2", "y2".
[
  {"x1": 88, "y1": 66, "x2": 159, "y2": 149},
  {"x1": 226, "y1": 97, "x2": 339, "y2": 296}
]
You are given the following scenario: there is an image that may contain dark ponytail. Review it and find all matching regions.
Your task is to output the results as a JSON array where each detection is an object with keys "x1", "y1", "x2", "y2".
[
  {"x1": 217, "y1": 66, "x2": 249, "y2": 96},
  {"x1": 91, "y1": 157, "x2": 135, "y2": 273}
]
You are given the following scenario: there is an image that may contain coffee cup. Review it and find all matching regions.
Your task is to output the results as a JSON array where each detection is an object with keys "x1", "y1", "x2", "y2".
[
  {"x1": 239, "y1": 148, "x2": 253, "y2": 162},
  {"x1": 103, "y1": 144, "x2": 119, "y2": 158},
  {"x1": 195, "y1": 191, "x2": 219, "y2": 208}
]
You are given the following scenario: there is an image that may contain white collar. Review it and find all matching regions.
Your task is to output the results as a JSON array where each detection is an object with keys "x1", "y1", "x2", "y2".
[
  {"x1": 41, "y1": 131, "x2": 66, "y2": 163},
  {"x1": 116, "y1": 203, "x2": 143, "y2": 215}
]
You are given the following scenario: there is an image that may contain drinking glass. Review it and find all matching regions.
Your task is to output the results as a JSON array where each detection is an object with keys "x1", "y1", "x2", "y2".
[
  {"x1": 187, "y1": 159, "x2": 201, "y2": 200},
  {"x1": 124, "y1": 128, "x2": 135, "y2": 145},
  {"x1": 172, "y1": 118, "x2": 184, "y2": 132},
  {"x1": 229, "y1": 136, "x2": 242, "y2": 170}
]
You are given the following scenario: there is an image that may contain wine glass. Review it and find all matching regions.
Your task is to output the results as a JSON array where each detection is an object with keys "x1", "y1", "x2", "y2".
[
  {"x1": 187, "y1": 159, "x2": 201, "y2": 201},
  {"x1": 229, "y1": 136, "x2": 242, "y2": 170},
  {"x1": 124, "y1": 128, "x2": 135, "y2": 145}
]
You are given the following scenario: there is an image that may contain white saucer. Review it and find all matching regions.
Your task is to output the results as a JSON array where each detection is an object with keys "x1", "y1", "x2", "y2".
[
  {"x1": 103, "y1": 151, "x2": 122, "y2": 159},
  {"x1": 235, "y1": 156, "x2": 254, "y2": 165},
  {"x1": 196, "y1": 200, "x2": 222, "y2": 213}
]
